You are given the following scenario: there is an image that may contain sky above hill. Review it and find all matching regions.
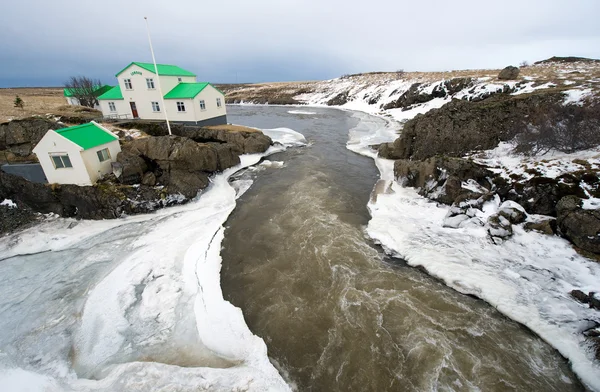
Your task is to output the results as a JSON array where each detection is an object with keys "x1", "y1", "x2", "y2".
[{"x1": 2, "y1": 0, "x2": 600, "y2": 87}]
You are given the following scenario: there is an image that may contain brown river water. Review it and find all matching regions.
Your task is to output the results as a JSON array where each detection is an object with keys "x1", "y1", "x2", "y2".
[{"x1": 221, "y1": 106, "x2": 584, "y2": 391}]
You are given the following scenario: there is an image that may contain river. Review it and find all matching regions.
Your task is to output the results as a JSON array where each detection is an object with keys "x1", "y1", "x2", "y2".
[
  {"x1": 0, "y1": 106, "x2": 586, "y2": 391},
  {"x1": 221, "y1": 105, "x2": 583, "y2": 391}
]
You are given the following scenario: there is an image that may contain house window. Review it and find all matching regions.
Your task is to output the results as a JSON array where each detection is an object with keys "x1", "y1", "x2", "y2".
[
  {"x1": 199, "y1": 100, "x2": 206, "y2": 110},
  {"x1": 178, "y1": 77, "x2": 182, "y2": 82},
  {"x1": 146, "y1": 78, "x2": 155, "y2": 89},
  {"x1": 151, "y1": 101, "x2": 160, "y2": 112},
  {"x1": 50, "y1": 154, "x2": 73, "y2": 169},
  {"x1": 177, "y1": 102, "x2": 186, "y2": 112},
  {"x1": 124, "y1": 79, "x2": 133, "y2": 90},
  {"x1": 216, "y1": 97, "x2": 222, "y2": 108},
  {"x1": 97, "y1": 148, "x2": 111, "y2": 162},
  {"x1": 108, "y1": 102, "x2": 116, "y2": 112}
]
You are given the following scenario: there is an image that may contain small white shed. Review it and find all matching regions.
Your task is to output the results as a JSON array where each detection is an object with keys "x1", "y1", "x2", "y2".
[{"x1": 32, "y1": 121, "x2": 121, "y2": 186}]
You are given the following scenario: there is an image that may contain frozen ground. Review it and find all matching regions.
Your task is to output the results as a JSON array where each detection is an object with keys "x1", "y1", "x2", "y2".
[
  {"x1": 0, "y1": 128, "x2": 306, "y2": 392},
  {"x1": 345, "y1": 110, "x2": 600, "y2": 391}
]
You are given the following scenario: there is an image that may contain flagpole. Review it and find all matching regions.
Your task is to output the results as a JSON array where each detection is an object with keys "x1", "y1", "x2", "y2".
[{"x1": 144, "y1": 16, "x2": 172, "y2": 136}]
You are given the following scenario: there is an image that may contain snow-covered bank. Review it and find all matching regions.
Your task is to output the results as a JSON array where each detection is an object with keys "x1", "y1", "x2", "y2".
[
  {"x1": 0, "y1": 128, "x2": 306, "y2": 392},
  {"x1": 346, "y1": 111, "x2": 600, "y2": 391}
]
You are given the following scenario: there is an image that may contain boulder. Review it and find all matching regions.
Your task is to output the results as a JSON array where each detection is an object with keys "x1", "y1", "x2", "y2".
[
  {"x1": 497, "y1": 201, "x2": 526, "y2": 224},
  {"x1": 116, "y1": 149, "x2": 148, "y2": 184},
  {"x1": 327, "y1": 91, "x2": 350, "y2": 106},
  {"x1": 487, "y1": 214, "x2": 513, "y2": 239},
  {"x1": 524, "y1": 218, "x2": 556, "y2": 235},
  {"x1": 166, "y1": 171, "x2": 209, "y2": 199},
  {"x1": 129, "y1": 136, "x2": 219, "y2": 172},
  {"x1": 0, "y1": 117, "x2": 64, "y2": 156},
  {"x1": 141, "y1": 172, "x2": 156, "y2": 186},
  {"x1": 498, "y1": 66, "x2": 520, "y2": 80},
  {"x1": 570, "y1": 289, "x2": 590, "y2": 303},
  {"x1": 556, "y1": 195, "x2": 600, "y2": 254},
  {"x1": 378, "y1": 142, "x2": 405, "y2": 160}
]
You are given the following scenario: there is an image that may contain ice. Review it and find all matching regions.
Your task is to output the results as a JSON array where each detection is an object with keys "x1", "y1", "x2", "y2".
[
  {"x1": 346, "y1": 110, "x2": 600, "y2": 392},
  {"x1": 0, "y1": 128, "x2": 306, "y2": 391},
  {"x1": 287, "y1": 110, "x2": 317, "y2": 115}
]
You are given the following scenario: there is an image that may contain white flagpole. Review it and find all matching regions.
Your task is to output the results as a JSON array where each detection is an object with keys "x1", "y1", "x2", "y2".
[{"x1": 144, "y1": 16, "x2": 172, "y2": 136}]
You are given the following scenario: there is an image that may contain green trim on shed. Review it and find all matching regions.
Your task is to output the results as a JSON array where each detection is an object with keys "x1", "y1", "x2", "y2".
[
  {"x1": 115, "y1": 62, "x2": 196, "y2": 77},
  {"x1": 55, "y1": 122, "x2": 118, "y2": 150},
  {"x1": 97, "y1": 86, "x2": 124, "y2": 100}
]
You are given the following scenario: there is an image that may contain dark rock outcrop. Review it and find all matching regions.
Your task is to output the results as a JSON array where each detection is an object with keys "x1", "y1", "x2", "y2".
[
  {"x1": 556, "y1": 196, "x2": 600, "y2": 254},
  {"x1": 498, "y1": 66, "x2": 520, "y2": 80},
  {"x1": 0, "y1": 202, "x2": 38, "y2": 235},
  {"x1": 383, "y1": 78, "x2": 475, "y2": 111},
  {"x1": 383, "y1": 91, "x2": 564, "y2": 161},
  {"x1": 327, "y1": 92, "x2": 350, "y2": 106},
  {"x1": 0, "y1": 117, "x2": 64, "y2": 157}
]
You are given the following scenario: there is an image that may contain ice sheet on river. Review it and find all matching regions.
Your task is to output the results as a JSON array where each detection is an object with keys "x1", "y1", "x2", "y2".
[
  {"x1": 0, "y1": 128, "x2": 306, "y2": 392},
  {"x1": 347, "y1": 111, "x2": 600, "y2": 391}
]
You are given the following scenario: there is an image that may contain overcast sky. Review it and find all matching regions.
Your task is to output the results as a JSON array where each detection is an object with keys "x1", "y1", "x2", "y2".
[{"x1": 2, "y1": 0, "x2": 599, "y2": 87}]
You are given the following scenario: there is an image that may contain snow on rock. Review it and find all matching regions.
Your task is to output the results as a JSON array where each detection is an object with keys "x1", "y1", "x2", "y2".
[
  {"x1": 563, "y1": 88, "x2": 593, "y2": 105},
  {"x1": 0, "y1": 199, "x2": 17, "y2": 208},
  {"x1": 0, "y1": 128, "x2": 306, "y2": 392},
  {"x1": 347, "y1": 111, "x2": 600, "y2": 392}
]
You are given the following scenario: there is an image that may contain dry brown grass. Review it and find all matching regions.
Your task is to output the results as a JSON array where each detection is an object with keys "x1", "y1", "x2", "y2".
[
  {"x1": 204, "y1": 124, "x2": 260, "y2": 133},
  {"x1": 0, "y1": 87, "x2": 65, "y2": 122}
]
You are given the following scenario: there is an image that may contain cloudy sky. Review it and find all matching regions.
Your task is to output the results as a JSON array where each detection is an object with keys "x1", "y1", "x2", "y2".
[{"x1": 2, "y1": 0, "x2": 599, "y2": 87}]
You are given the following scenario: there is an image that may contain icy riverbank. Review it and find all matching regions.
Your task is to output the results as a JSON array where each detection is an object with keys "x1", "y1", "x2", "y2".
[
  {"x1": 0, "y1": 128, "x2": 306, "y2": 392},
  {"x1": 345, "y1": 110, "x2": 600, "y2": 391}
]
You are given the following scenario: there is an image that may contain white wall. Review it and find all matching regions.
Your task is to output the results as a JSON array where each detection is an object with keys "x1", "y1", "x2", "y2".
[
  {"x1": 67, "y1": 97, "x2": 80, "y2": 106},
  {"x1": 32, "y1": 131, "x2": 91, "y2": 185},
  {"x1": 80, "y1": 140, "x2": 122, "y2": 183},
  {"x1": 118, "y1": 64, "x2": 196, "y2": 120},
  {"x1": 164, "y1": 85, "x2": 227, "y2": 123},
  {"x1": 99, "y1": 100, "x2": 130, "y2": 119}
]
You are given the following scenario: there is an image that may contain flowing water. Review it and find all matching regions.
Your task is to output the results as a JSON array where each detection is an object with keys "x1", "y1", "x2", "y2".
[{"x1": 221, "y1": 106, "x2": 584, "y2": 391}]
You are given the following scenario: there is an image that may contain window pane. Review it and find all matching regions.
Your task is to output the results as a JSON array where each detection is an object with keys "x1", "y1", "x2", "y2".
[
  {"x1": 52, "y1": 156, "x2": 64, "y2": 169},
  {"x1": 62, "y1": 155, "x2": 72, "y2": 168}
]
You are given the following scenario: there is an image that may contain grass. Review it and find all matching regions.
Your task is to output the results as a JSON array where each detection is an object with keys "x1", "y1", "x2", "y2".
[{"x1": 204, "y1": 124, "x2": 261, "y2": 133}]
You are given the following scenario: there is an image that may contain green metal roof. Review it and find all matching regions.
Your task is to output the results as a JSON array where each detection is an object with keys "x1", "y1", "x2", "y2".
[
  {"x1": 55, "y1": 122, "x2": 118, "y2": 150},
  {"x1": 97, "y1": 86, "x2": 124, "y2": 100},
  {"x1": 164, "y1": 83, "x2": 209, "y2": 99},
  {"x1": 115, "y1": 62, "x2": 196, "y2": 77},
  {"x1": 64, "y1": 85, "x2": 113, "y2": 97}
]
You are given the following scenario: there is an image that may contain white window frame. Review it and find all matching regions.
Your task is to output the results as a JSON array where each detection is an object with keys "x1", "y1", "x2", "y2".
[
  {"x1": 50, "y1": 154, "x2": 73, "y2": 169},
  {"x1": 199, "y1": 100, "x2": 206, "y2": 110},
  {"x1": 216, "y1": 97, "x2": 222, "y2": 108},
  {"x1": 146, "y1": 78, "x2": 155, "y2": 89},
  {"x1": 108, "y1": 102, "x2": 116, "y2": 112},
  {"x1": 176, "y1": 101, "x2": 186, "y2": 112},
  {"x1": 124, "y1": 79, "x2": 133, "y2": 90},
  {"x1": 151, "y1": 101, "x2": 161, "y2": 112},
  {"x1": 97, "y1": 148, "x2": 111, "y2": 162}
]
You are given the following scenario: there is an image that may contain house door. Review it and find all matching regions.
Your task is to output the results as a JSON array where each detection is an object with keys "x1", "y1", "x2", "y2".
[{"x1": 130, "y1": 102, "x2": 139, "y2": 118}]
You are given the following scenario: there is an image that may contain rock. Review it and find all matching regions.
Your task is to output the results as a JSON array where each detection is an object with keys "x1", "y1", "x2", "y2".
[
  {"x1": 327, "y1": 91, "x2": 350, "y2": 106},
  {"x1": 243, "y1": 133, "x2": 272, "y2": 154},
  {"x1": 0, "y1": 203, "x2": 37, "y2": 235},
  {"x1": 524, "y1": 218, "x2": 556, "y2": 235},
  {"x1": 498, "y1": 201, "x2": 526, "y2": 224},
  {"x1": 0, "y1": 117, "x2": 64, "y2": 156},
  {"x1": 443, "y1": 78, "x2": 474, "y2": 94},
  {"x1": 487, "y1": 214, "x2": 513, "y2": 238},
  {"x1": 498, "y1": 66, "x2": 520, "y2": 80},
  {"x1": 141, "y1": 172, "x2": 156, "y2": 186},
  {"x1": 377, "y1": 142, "x2": 404, "y2": 160},
  {"x1": 590, "y1": 292, "x2": 600, "y2": 311},
  {"x1": 116, "y1": 149, "x2": 148, "y2": 184},
  {"x1": 570, "y1": 289, "x2": 590, "y2": 303},
  {"x1": 556, "y1": 195, "x2": 600, "y2": 254},
  {"x1": 443, "y1": 214, "x2": 470, "y2": 228},
  {"x1": 129, "y1": 136, "x2": 219, "y2": 172},
  {"x1": 389, "y1": 91, "x2": 564, "y2": 160},
  {"x1": 166, "y1": 171, "x2": 209, "y2": 199}
]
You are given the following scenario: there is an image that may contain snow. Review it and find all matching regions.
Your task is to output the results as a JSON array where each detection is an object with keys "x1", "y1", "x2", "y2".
[
  {"x1": 564, "y1": 88, "x2": 593, "y2": 105},
  {"x1": 511, "y1": 81, "x2": 557, "y2": 95},
  {"x1": 346, "y1": 110, "x2": 600, "y2": 392},
  {"x1": 0, "y1": 128, "x2": 306, "y2": 392},
  {"x1": 0, "y1": 199, "x2": 17, "y2": 208}
]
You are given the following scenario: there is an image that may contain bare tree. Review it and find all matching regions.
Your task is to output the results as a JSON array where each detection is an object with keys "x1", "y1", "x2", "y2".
[{"x1": 64, "y1": 76, "x2": 103, "y2": 108}]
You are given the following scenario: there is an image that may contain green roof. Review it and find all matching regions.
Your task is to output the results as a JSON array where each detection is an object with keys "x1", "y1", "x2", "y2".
[
  {"x1": 64, "y1": 85, "x2": 113, "y2": 97},
  {"x1": 116, "y1": 62, "x2": 196, "y2": 77},
  {"x1": 55, "y1": 122, "x2": 118, "y2": 150},
  {"x1": 164, "y1": 82, "x2": 209, "y2": 99},
  {"x1": 97, "y1": 86, "x2": 124, "y2": 100}
]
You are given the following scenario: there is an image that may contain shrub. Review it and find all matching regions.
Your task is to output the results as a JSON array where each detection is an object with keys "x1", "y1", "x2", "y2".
[
  {"x1": 14, "y1": 95, "x2": 24, "y2": 109},
  {"x1": 514, "y1": 104, "x2": 600, "y2": 155}
]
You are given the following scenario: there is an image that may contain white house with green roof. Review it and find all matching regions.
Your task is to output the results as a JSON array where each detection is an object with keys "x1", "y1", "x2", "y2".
[
  {"x1": 97, "y1": 62, "x2": 227, "y2": 125},
  {"x1": 64, "y1": 85, "x2": 113, "y2": 108},
  {"x1": 32, "y1": 121, "x2": 121, "y2": 185}
]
